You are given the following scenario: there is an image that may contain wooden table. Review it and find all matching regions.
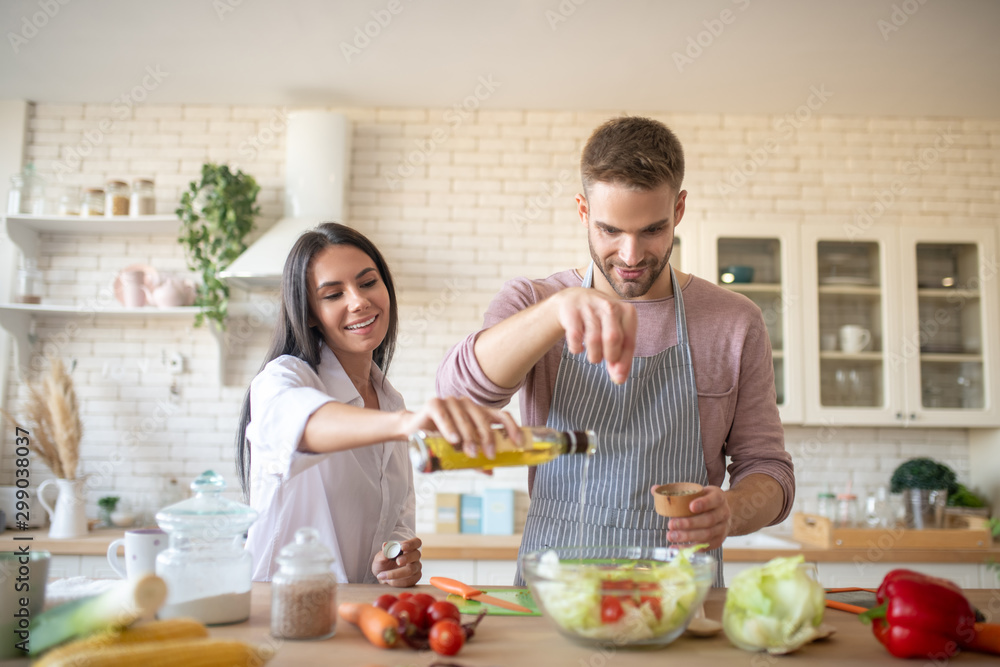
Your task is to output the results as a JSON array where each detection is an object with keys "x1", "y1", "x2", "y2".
[{"x1": 204, "y1": 583, "x2": 1000, "y2": 666}]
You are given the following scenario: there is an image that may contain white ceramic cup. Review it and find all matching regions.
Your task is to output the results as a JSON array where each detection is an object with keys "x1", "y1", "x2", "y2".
[
  {"x1": 839, "y1": 325, "x2": 872, "y2": 353},
  {"x1": 107, "y1": 528, "x2": 168, "y2": 579},
  {"x1": 820, "y1": 333, "x2": 838, "y2": 351},
  {"x1": 120, "y1": 270, "x2": 147, "y2": 308}
]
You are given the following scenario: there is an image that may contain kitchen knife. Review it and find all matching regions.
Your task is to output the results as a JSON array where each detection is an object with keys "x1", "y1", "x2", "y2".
[{"x1": 429, "y1": 577, "x2": 534, "y2": 614}]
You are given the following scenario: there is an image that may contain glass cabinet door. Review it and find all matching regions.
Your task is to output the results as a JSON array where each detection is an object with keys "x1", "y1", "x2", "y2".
[
  {"x1": 700, "y1": 222, "x2": 801, "y2": 423},
  {"x1": 801, "y1": 225, "x2": 900, "y2": 425},
  {"x1": 899, "y1": 225, "x2": 999, "y2": 426},
  {"x1": 915, "y1": 243, "x2": 983, "y2": 410},
  {"x1": 815, "y1": 240, "x2": 885, "y2": 409}
]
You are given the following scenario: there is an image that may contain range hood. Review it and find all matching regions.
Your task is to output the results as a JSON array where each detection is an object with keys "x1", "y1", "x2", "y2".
[{"x1": 220, "y1": 111, "x2": 352, "y2": 289}]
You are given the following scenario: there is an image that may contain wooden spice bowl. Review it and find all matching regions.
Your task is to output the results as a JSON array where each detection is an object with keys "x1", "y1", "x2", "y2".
[{"x1": 652, "y1": 482, "x2": 706, "y2": 517}]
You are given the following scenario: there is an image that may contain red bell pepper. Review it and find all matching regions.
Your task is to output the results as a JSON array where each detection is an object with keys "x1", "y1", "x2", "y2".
[{"x1": 860, "y1": 569, "x2": 977, "y2": 659}]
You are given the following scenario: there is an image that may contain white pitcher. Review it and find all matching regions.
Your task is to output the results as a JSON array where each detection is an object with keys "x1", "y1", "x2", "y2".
[{"x1": 37, "y1": 478, "x2": 88, "y2": 539}]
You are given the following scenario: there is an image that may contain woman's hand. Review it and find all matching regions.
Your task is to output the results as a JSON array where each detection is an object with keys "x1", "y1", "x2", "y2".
[
  {"x1": 372, "y1": 537, "x2": 422, "y2": 587},
  {"x1": 403, "y1": 396, "x2": 522, "y2": 459}
]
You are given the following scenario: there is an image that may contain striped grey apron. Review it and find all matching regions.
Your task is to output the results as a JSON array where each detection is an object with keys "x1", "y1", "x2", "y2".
[{"x1": 516, "y1": 263, "x2": 724, "y2": 587}]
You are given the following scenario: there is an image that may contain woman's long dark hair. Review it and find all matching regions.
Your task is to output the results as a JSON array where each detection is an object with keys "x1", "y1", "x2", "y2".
[{"x1": 235, "y1": 222, "x2": 399, "y2": 500}]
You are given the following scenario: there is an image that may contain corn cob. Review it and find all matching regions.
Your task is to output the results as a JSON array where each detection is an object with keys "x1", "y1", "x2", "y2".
[
  {"x1": 34, "y1": 618, "x2": 209, "y2": 667},
  {"x1": 36, "y1": 638, "x2": 276, "y2": 667}
]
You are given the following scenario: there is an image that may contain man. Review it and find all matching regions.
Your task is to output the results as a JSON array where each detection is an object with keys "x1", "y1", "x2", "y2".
[{"x1": 436, "y1": 116, "x2": 794, "y2": 585}]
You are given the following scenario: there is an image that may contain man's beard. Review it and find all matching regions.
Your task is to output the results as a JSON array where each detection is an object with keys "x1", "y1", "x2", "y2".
[{"x1": 588, "y1": 238, "x2": 672, "y2": 299}]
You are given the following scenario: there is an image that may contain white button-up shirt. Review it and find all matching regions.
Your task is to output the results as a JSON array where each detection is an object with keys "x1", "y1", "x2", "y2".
[{"x1": 244, "y1": 344, "x2": 415, "y2": 583}]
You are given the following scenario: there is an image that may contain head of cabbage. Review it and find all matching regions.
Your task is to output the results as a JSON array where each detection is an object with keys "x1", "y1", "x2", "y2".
[{"x1": 722, "y1": 555, "x2": 825, "y2": 654}]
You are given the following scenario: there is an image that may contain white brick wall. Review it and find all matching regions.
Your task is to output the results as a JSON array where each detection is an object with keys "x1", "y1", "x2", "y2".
[{"x1": 3, "y1": 103, "x2": 999, "y2": 533}]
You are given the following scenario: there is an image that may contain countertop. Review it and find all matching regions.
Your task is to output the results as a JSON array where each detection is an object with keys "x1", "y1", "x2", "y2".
[
  {"x1": 4, "y1": 528, "x2": 998, "y2": 563},
  {"x1": 208, "y1": 584, "x2": 1000, "y2": 666}
]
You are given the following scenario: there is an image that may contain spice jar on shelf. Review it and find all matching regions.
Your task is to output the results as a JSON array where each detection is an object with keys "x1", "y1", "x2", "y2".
[
  {"x1": 57, "y1": 186, "x2": 80, "y2": 216},
  {"x1": 16, "y1": 258, "x2": 43, "y2": 304},
  {"x1": 81, "y1": 188, "x2": 105, "y2": 216},
  {"x1": 130, "y1": 178, "x2": 155, "y2": 216},
  {"x1": 105, "y1": 179, "x2": 129, "y2": 216},
  {"x1": 816, "y1": 489, "x2": 836, "y2": 522},
  {"x1": 271, "y1": 527, "x2": 337, "y2": 640},
  {"x1": 835, "y1": 492, "x2": 860, "y2": 528}
]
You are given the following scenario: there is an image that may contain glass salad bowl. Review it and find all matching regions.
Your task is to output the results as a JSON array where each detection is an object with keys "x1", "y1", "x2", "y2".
[{"x1": 520, "y1": 545, "x2": 715, "y2": 648}]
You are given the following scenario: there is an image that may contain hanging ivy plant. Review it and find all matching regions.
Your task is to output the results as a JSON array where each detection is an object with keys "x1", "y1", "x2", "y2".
[{"x1": 176, "y1": 163, "x2": 260, "y2": 329}]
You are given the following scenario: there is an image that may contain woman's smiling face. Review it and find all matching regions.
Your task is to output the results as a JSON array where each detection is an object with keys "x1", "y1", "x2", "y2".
[{"x1": 307, "y1": 244, "x2": 391, "y2": 363}]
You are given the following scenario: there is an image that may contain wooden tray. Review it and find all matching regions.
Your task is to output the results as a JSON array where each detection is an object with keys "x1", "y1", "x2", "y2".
[{"x1": 792, "y1": 513, "x2": 992, "y2": 550}]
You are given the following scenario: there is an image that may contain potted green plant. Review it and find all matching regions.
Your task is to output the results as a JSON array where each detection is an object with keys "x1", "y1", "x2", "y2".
[
  {"x1": 97, "y1": 495, "x2": 119, "y2": 528},
  {"x1": 176, "y1": 163, "x2": 260, "y2": 329},
  {"x1": 889, "y1": 458, "x2": 958, "y2": 529}
]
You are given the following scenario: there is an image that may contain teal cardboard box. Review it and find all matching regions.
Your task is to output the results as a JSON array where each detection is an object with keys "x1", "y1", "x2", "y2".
[
  {"x1": 460, "y1": 494, "x2": 482, "y2": 534},
  {"x1": 482, "y1": 488, "x2": 514, "y2": 535}
]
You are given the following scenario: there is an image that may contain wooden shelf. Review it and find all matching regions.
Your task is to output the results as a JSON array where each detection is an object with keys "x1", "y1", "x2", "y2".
[
  {"x1": 4, "y1": 213, "x2": 179, "y2": 258},
  {"x1": 918, "y1": 288, "x2": 979, "y2": 299},
  {"x1": 819, "y1": 351, "x2": 883, "y2": 362},
  {"x1": 920, "y1": 353, "x2": 983, "y2": 363},
  {"x1": 719, "y1": 282, "x2": 783, "y2": 294},
  {"x1": 817, "y1": 285, "x2": 882, "y2": 297}
]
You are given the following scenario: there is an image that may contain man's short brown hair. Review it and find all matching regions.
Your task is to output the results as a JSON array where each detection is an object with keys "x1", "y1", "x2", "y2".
[{"x1": 580, "y1": 116, "x2": 685, "y2": 194}]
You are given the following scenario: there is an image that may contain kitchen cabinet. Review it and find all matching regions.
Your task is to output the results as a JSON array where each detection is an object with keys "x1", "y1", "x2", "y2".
[
  {"x1": 0, "y1": 214, "x2": 232, "y2": 383},
  {"x1": 693, "y1": 221, "x2": 1000, "y2": 426},
  {"x1": 800, "y1": 224, "x2": 1000, "y2": 427},
  {"x1": 699, "y1": 222, "x2": 802, "y2": 423}
]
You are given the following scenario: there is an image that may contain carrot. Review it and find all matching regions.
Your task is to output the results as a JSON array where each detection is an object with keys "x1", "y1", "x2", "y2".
[
  {"x1": 966, "y1": 623, "x2": 1000, "y2": 655},
  {"x1": 338, "y1": 602, "x2": 398, "y2": 648}
]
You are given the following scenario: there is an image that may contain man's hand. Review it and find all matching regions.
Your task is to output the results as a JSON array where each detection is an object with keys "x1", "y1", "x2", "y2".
[
  {"x1": 372, "y1": 537, "x2": 422, "y2": 587},
  {"x1": 656, "y1": 486, "x2": 731, "y2": 551},
  {"x1": 555, "y1": 287, "x2": 637, "y2": 384}
]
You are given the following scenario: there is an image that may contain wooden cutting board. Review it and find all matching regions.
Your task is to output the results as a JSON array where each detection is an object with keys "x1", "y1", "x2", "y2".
[{"x1": 446, "y1": 587, "x2": 540, "y2": 616}]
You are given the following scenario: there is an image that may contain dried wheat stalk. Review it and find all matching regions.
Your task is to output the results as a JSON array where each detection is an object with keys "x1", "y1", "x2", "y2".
[
  {"x1": 44, "y1": 358, "x2": 81, "y2": 480},
  {"x1": 0, "y1": 357, "x2": 81, "y2": 479}
]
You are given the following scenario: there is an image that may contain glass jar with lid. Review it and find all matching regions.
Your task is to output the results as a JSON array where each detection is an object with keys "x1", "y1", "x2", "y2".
[
  {"x1": 105, "y1": 179, "x2": 129, "y2": 216},
  {"x1": 816, "y1": 490, "x2": 836, "y2": 522},
  {"x1": 6, "y1": 167, "x2": 46, "y2": 215},
  {"x1": 835, "y1": 492, "x2": 860, "y2": 528},
  {"x1": 81, "y1": 188, "x2": 105, "y2": 216},
  {"x1": 130, "y1": 178, "x2": 156, "y2": 216},
  {"x1": 16, "y1": 258, "x2": 43, "y2": 304},
  {"x1": 57, "y1": 186, "x2": 80, "y2": 216},
  {"x1": 271, "y1": 527, "x2": 337, "y2": 640},
  {"x1": 155, "y1": 470, "x2": 258, "y2": 625}
]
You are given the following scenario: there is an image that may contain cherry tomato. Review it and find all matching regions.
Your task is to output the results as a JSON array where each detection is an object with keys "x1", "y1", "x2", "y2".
[
  {"x1": 429, "y1": 619, "x2": 465, "y2": 656},
  {"x1": 641, "y1": 595, "x2": 662, "y2": 620},
  {"x1": 409, "y1": 592, "x2": 436, "y2": 628},
  {"x1": 411, "y1": 592, "x2": 437, "y2": 608},
  {"x1": 427, "y1": 600, "x2": 461, "y2": 626},
  {"x1": 397, "y1": 592, "x2": 414, "y2": 602},
  {"x1": 373, "y1": 593, "x2": 397, "y2": 612},
  {"x1": 388, "y1": 599, "x2": 420, "y2": 628},
  {"x1": 600, "y1": 596, "x2": 624, "y2": 624}
]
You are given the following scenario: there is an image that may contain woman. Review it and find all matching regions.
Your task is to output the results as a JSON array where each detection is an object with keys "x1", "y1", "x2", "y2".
[{"x1": 236, "y1": 223, "x2": 519, "y2": 585}]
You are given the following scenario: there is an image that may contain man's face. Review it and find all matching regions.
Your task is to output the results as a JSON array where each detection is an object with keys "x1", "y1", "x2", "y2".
[{"x1": 577, "y1": 181, "x2": 686, "y2": 300}]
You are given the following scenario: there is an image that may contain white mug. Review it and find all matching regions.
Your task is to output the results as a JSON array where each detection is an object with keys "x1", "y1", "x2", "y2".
[
  {"x1": 820, "y1": 333, "x2": 838, "y2": 351},
  {"x1": 107, "y1": 528, "x2": 168, "y2": 579},
  {"x1": 839, "y1": 325, "x2": 872, "y2": 353}
]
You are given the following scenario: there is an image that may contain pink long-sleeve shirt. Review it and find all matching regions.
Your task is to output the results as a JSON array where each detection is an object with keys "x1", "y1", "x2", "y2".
[{"x1": 436, "y1": 269, "x2": 795, "y2": 525}]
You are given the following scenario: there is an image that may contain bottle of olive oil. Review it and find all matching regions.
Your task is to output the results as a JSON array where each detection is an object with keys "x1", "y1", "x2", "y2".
[{"x1": 409, "y1": 426, "x2": 595, "y2": 472}]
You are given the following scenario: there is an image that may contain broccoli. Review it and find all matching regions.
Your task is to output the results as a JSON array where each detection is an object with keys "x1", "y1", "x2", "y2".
[{"x1": 889, "y1": 458, "x2": 959, "y2": 495}]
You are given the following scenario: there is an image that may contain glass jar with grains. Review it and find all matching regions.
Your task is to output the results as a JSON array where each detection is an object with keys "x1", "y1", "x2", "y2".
[
  {"x1": 130, "y1": 178, "x2": 155, "y2": 216},
  {"x1": 105, "y1": 179, "x2": 129, "y2": 216},
  {"x1": 81, "y1": 188, "x2": 105, "y2": 216},
  {"x1": 271, "y1": 527, "x2": 337, "y2": 640}
]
